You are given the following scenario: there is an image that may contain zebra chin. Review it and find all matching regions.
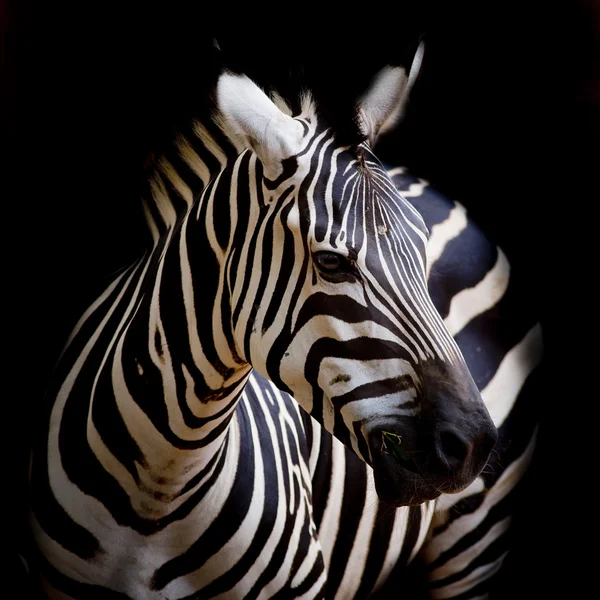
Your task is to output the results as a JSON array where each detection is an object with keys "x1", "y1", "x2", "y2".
[{"x1": 369, "y1": 446, "x2": 463, "y2": 507}]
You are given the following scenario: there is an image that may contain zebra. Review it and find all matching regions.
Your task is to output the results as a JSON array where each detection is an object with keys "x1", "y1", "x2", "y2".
[{"x1": 27, "y1": 56, "x2": 542, "y2": 599}]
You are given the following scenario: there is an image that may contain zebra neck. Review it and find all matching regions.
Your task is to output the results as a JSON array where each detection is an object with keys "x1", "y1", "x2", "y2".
[
  {"x1": 110, "y1": 368, "x2": 251, "y2": 520},
  {"x1": 141, "y1": 115, "x2": 239, "y2": 241},
  {"x1": 95, "y1": 113, "x2": 261, "y2": 506},
  {"x1": 86, "y1": 235, "x2": 254, "y2": 513}
]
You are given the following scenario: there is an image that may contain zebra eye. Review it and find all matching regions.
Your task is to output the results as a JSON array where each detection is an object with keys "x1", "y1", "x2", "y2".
[
  {"x1": 313, "y1": 251, "x2": 358, "y2": 283},
  {"x1": 314, "y1": 251, "x2": 345, "y2": 272}
]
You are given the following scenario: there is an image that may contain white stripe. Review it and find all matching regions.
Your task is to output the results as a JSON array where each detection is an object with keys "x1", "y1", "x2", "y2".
[
  {"x1": 430, "y1": 550, "x2": 509, "y2": 599},
  {"x1": 372, "y1": 506, "x2": 410, "y2": 590},
  {"x1": 429, "y1": 519, "x2": 511, "y2": 583},
  {"x1": 409, "y1": 501, "x2": 436, "y2": 562},
  {"x1": 149, "y1": 172, "x2": 178, "y2": 228},
  {"x1": 193, "y1": 120, "x2": 228, "y2": 169},
  {"x1": 323, "y1": 147, "x2": 345, "y2": 244},
  {"x1": 308, "y1": 415, "x2": 322, "y2": 478},
  {"x1": 334, "y1": 494, "x2": 379, "y2": 599},
  {"x1": 159, "y1": 156, "x2": 193, "y2": 205},
  {"x1": 482, "y1": 323, "x2": 543, "y2": 427},
  {"x1": 361, "y1": 247, "x2": 440, "y2": 362},
  {"x1": 177, "y1": 133, "x2": 211, "y2": 186},
  {"x1": 394, "y1": 177, "x2": 429, "y2": 198},
  {"x1": 386, "y1": 166, "x2": 405, "y2": 177},
  {"x1": 426, "y1": 202, "x2": 468, "y2": 277},
  {"x1": 444, "y1": 248, "x2": 510, "y2": 337}
]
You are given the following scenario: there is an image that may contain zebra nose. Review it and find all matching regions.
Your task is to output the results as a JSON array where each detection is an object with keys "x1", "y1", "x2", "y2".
[
  {"x1": 432, "y1": 422, "x2": 497, "y2": 477},
  {"x1": 433, "y1": 426, "x2": 471, "y2": 470}
]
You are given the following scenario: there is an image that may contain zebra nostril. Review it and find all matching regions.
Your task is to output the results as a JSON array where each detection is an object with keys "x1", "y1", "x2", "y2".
[{"x1": 436, "y1": 428, "x2": 470, "y2": 468}]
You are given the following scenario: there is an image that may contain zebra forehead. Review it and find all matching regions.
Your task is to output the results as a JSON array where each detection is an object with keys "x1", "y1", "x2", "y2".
[{"x1": 244, "y1": 94, "x2": 425, "y2": 245}]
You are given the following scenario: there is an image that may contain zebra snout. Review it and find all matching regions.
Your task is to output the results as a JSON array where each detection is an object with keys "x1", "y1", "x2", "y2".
[{"x1": 367, "y1": 413, "x2": 497, "y2": 507}]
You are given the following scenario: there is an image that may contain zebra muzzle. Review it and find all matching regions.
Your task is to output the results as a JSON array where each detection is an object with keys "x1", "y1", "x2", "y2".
[{"x1": 367, "y1": 413, "x2": 497, "y2": 507}]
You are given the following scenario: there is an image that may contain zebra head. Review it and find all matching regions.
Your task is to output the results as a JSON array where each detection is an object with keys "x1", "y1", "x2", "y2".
[{"x1": 216, "y1": 69, "x2": 497, "y2": 507}]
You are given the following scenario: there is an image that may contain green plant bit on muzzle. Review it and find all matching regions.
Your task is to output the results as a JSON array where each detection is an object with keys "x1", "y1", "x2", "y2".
[{"x1": 381, "y1": 431, "x2": 410, "y2": 464}]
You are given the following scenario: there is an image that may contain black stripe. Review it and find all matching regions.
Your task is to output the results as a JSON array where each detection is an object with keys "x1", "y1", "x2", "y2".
[
  {"x1": 323, "y1": 453, "x2": 367, "y2": 597},
  {"x1": 177, "y1": 438, "x2": 228, "y2": 497},
  {"x1": 30, "y1": 425, "x2": 101, "y2": 561},
  {"x1": 428, "y1": 225, "x2": 498, "y2": 320},
  {"x1": 211, "y1": 155, "x2": 235, "y2": 251},
  {"x1": 250, "y1": 186, "x2": 295, "y2": 342},
  {"x1": 262, "y1": 196, "x2": 297, "y2": 333},
  {"x1": 311, "y1": 140, "x2": 336, "y2": 244},
  {"x1": 263, "y1": 155, "x2": 299, "y2": 190},
  {"x1": 454, "y1": 284, "x2": 539, "y2": 390},
  {"x1": 354, "y1": 500, "x2": 397, "y2": 598},
  {"x1": 331, "y1": 374, "x2": 414, "y2": 407},
  {"x1": 372, "y1": 506, "x2": 424, "y2": 596},
  {"x1": 228, "y1": 163, "x2": 252, "y2": 326},
  {"x1": 264, "y1": 257, "x2": 310, "y2": 393},
  {"x1": 291, "y1": 292, "x2": 420, "y2": 364},
  {"x1": 310, "y1": 429, "x2": 332, "y2": 530},
  {"x1": 231, "y1": 185, "x2": 273, "y2": 350},
  {"x1": 397, "y1": 506, "x2": 422, "y2": 566}
]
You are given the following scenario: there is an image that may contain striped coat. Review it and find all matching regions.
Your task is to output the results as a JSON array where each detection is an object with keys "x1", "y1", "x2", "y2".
[{"x1": 28, "y1": 67, "x2": 541, "y2": 599}]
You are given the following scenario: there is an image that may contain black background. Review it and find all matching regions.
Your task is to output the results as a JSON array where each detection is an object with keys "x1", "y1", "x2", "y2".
[{"x1": 5, "y1": 1, "x2": 598, "y2": 597}]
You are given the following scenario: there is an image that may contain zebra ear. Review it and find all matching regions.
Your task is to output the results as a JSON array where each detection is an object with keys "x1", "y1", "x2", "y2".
[
  {"x1": 373, "y1": 43, "x2": 425, "y2": 141},
  {"x1": 357, "y1": 65, "x2": 411, "y2": 146},
  {"x1": 216, "y1": 72, "x2": 305, "y2": 180}
]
